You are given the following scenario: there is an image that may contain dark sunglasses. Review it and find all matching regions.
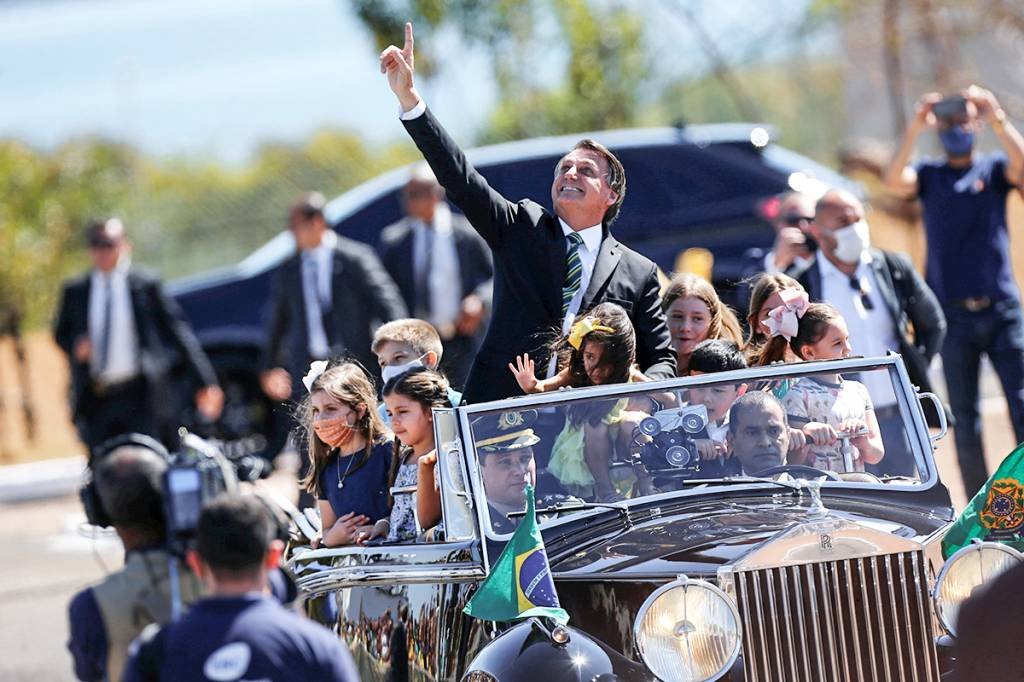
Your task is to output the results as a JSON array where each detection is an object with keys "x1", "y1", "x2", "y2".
[
  {"x1": 779, "y1": 213, "x2": 813, "y2": 227},
  {"x1": 88, "y1": 240, "x2": 117, "y2": 250}
]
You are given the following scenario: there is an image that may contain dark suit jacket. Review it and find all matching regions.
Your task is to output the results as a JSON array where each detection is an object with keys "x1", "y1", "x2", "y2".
[
  {"x1": 378, "y1": 212, "x2": 494, "y2": 330},
  {"x1": 402, "y1": 107, "x2": 676, "y2": 404},
  {"x1": 53, "y1": 268, "x2": 218, "y2": 420},
  {"x1": 787, "y1": 249, "x2": 947, "y2": 422},
  {"x1": 261, "y1": 235, "x2": 407, "y2": 384}
]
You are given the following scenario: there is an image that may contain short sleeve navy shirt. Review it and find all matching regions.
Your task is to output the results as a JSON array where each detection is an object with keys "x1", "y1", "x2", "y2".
[
  {"x1": 123, "y1": 594, "x2": 358, "y2": 682},
  {"x1": 318, "y1": 437, "x2": 392, "y2": 522},
  {"x1": 914, "y1": 152, "x2": 1019, "y2": 305}
]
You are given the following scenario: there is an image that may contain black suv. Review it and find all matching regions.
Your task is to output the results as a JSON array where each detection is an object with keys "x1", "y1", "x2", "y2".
[{"x1": 168, "y1": 123, "x2": 855, "y2": 456}]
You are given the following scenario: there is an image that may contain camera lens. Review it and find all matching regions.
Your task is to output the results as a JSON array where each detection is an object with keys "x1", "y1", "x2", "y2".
[
  {"x1": 665, "y1": 446, "x2": 692, "y2": 467},
  {"x1": 681, "y1": 413, "x2": 705, "y2": 434},
  {"x1": 639, "y1": 417, "x2": 662, "y2": 436}
]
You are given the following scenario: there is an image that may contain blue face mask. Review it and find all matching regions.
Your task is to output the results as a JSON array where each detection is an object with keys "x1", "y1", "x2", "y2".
[{"x1": 938, "y1": 127, "x2": 974, "y2": 157}]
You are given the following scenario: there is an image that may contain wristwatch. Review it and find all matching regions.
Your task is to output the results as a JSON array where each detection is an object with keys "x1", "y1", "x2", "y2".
[{"x1": 992, "y1": 108, "x2": 1007, "y2": 133}]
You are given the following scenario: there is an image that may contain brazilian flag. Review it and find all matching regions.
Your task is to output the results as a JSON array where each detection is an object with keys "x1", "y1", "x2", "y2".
[
  {"x1": 943, "y1": 442, "x2": 1024, "y2": 559},
  {"x1": 463, "y1": 484, "x2": 569, "y2": 624}
]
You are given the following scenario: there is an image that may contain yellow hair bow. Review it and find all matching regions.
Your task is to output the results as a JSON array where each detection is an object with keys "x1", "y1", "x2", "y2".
[{"x1": 568, "y1": 317, "x2": 616, "y2": 350}]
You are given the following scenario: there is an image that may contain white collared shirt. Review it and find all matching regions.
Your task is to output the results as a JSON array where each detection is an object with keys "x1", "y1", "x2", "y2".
[
  {"x1": 88, "y1": 263, "x2": 140, "y2": 382},
  {"x1": 546, "y1": 219, "x2": 602, "y2": 378},
  {"x1": 817, "y1": 252, "x2": 899, "y2": 407},
  {"x1": 301, "y1": 230, "x2": 338, "y2": 358},
  {"x1": 413, "y1": 203, "x2": 462, "y2": 336}
]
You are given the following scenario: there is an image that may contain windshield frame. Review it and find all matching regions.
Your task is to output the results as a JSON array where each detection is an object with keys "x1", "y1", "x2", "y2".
[{"x1": 455, "y1": 354, "x2": 939, "y2": 540}]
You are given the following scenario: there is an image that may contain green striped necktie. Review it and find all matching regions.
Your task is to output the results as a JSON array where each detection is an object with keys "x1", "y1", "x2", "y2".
[{"x1": 561, "y1": 231, "x2": 584, "y2": 318}]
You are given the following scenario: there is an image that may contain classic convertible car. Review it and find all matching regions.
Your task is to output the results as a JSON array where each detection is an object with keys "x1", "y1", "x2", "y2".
[{"x1": 285, "y1": 355, "x2": 1018, "y2": 681}]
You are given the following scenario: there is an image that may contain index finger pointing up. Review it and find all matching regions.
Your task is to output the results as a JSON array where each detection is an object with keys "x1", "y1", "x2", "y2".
[{"x1": 403, "y1": 22, "x2": 414, "y2": 58}]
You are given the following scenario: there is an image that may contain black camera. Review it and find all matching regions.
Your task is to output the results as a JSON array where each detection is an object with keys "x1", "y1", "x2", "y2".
[
  {"x1": 933, "y1": 95, "x2": 968, "y2": 121},
  {"x1": 632, "y1": 404, "x2": 709, "y2": 475}
]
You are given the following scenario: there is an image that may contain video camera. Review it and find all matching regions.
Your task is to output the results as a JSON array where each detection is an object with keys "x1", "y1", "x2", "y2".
[
  {"x1": 82, "y1": 429, "x2": 270, "y2": 555},
  {"x1": 631, "y1": 404, "x2": 710, "y2": 475}
]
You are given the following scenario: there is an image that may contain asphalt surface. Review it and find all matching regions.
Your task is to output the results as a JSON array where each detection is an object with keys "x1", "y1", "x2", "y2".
[{"x1": 0, "y1": 364, "x2": 1017, "y2": 681}]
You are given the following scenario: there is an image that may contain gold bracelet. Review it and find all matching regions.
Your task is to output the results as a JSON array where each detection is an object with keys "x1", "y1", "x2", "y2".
[{"x1": 993, "y1": 109, "x2": 1007, "y2": 133}]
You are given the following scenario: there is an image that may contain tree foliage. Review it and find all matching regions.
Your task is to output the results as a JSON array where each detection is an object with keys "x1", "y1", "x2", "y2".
[{"x1": 0, "y1": 131, "x2": 416, "y2": 328}]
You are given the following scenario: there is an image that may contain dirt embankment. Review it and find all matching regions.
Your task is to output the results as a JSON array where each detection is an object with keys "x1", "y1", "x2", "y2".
[{"x1": 0, "y1": 332, "x2": 83, "y2": 464}]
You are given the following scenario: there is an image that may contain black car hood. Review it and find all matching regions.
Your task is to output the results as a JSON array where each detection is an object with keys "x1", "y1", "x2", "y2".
[{"x1": 546, "y1": 492, "x2": 952, "y2": 579}]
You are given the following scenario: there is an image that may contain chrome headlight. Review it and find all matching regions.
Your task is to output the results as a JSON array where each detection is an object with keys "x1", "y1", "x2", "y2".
[
  {"x1": 934, "y1": 541, "x2": 1023, "y2": 636},
  {"x1": 634, "y1": 575, "x2": 741, "y2": 682}
]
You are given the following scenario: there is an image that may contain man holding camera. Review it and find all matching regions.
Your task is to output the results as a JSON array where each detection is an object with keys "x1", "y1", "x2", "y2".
[
  {"x1": 884, "y1": 85, "x2": 1024, "y2": 497},
  {"x1": 124, "y1": 495, "x2": 357, "y2": 681},
  {"x1": 68, "y1": 438, "x2": 202, "y2": 682}
]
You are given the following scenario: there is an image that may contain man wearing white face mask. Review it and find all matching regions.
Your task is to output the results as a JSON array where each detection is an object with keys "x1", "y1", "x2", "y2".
[
  {"x1": 371, "y1": 318, "x2": 462, "y2": 426},
  {"x1": 787, "y1": 189, "x2": 946, "y2": 476}
]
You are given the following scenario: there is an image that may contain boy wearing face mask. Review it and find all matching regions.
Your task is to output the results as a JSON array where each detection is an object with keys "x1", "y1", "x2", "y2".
[
  {"x1": 883, "y1": 85, "x2": 1024, "y2": 497},
  {"x1": 786, "y1": 189, "x2": 946, "y2": 477},
  {"x1": 371, "y1": 319, "x2": 463, "y2": 426}
]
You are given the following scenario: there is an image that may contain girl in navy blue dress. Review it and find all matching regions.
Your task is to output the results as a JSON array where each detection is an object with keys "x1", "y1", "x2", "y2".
[{"x1": 299, "y1": 361, "x2": 393, "y2": 547}]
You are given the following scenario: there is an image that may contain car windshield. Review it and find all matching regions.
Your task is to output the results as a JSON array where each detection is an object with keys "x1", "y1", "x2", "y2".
[{"x1": 464, "y1": 357, "x2": 932, "y2": 536}]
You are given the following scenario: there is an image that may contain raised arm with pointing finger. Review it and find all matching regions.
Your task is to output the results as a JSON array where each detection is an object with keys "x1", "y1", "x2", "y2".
[{"x1": 379, "y1": 23, "x2": 674, "y2": 404}]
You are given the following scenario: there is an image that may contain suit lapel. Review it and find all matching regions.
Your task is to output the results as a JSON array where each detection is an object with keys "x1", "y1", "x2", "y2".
[
  {"x1": 127, "y1": 271, "x2": 150, "y2": 361},
  {"x1": 868, "y1": 251, "x2": 900, "y2": 322},
  {"x1": 545, "y1": 220, "x2": 568, "y2": 320},
  {"x1": 80, "y1": 276, "x2": 93, "y2": 335},
  {"x1": 580, "y1": 235, "x2": 621, "y2": 312},
  {"x1": 286, "y1": 255, "x2": 309, "y2": 345}
]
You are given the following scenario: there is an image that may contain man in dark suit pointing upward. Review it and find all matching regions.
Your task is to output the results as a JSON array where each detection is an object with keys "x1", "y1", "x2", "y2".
[{"x1": 379, "y1": 23, "x2": 675, "y2": 404}]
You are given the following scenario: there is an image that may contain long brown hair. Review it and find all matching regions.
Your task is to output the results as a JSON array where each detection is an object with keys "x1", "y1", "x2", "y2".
[
  {"x1": 745, "y1": 273, "x2": 806, "y2": 367},
  {"x1": 299, "y1": 362, "x2": 389, "y2": 497},
  {"x1": 381, "y1": 368, "x2": 452, "y2": 504},
  {"x1": 662, "y1": 273, "x2": 744, "y2": 352}
]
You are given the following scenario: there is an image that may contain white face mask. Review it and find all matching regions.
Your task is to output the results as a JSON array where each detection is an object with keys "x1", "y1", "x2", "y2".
[
  {"x1": 831, "y1": 219, "x2": 870, "y2": 265},
  {"x1": 381, "y1": 355, "x2": 426, "y2": 385}
]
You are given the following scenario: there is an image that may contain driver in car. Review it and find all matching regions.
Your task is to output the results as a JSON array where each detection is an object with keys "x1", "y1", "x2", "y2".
[
  {"x1": 473, "y1": 410, "x2": 540, "y2": 534},
  {"x1": 727, "y1": 391, "x2": 793, "y2": 475}
]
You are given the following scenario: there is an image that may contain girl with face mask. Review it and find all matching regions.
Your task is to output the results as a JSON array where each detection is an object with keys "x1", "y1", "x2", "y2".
[{"x1": 299, "y1": 362, "x2": 394, "y2": 547}]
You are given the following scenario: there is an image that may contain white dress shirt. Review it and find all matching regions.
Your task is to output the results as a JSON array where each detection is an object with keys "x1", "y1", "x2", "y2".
[
  {"x1": 302, "y1": 230, "x2": 338, "y2": 359},
  {"x1": 413, "y1": 203, "x2": 462, "y2": 336},
  {"x1": 89, "y1": 264, "x2": 140, "y2": 383},
  {"x1": 545, "y1": 219, "x2": 603, "y2": 378},
  {"x1": 817, "y1": 253, "x2": 899, "y2": 408}
]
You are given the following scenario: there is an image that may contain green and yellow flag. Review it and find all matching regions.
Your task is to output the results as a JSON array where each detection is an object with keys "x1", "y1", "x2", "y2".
[
  {"x1": 943, "y1": 442, "x2": 1024, "y2": 559},
  {"x1": 463, "y1": 484, "x2": 569, "y2": 624}
]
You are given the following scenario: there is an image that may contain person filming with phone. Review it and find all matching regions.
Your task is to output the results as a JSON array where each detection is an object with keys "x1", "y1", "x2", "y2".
[{"x1": 883, "y1": 85, "x2": 1024, "y2": 498}]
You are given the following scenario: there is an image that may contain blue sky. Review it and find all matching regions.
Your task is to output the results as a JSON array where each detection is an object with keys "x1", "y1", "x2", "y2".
[
  {"x1": 0, "y1": 0, "x2": 815, "y2": 163},
  {"x1": 0, "y1": 0, "x2": 496, "y2": 162}
]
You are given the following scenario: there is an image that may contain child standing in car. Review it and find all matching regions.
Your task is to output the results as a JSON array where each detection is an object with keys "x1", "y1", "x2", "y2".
[
  {"x1": 508, "y1": 302, "x2": 650, "y2": 501},
  {"x1": 365, "y1": 367, "x2": 450, "y2": 542},
  {"x1": 300, "y1": 362, "x2": 393, "y2": 547},
  {"x1": 781, "y1": 304, "x2": 885, "y2": 472}
]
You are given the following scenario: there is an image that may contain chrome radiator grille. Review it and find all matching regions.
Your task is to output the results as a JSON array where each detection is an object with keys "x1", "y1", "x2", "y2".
[{"x1": 733, "y1": 551, "x2": 940, "y2": 681}]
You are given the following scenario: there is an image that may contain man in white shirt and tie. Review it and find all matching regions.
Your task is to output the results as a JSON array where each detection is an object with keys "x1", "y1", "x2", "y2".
[
  {"x1": 786, "y1": 190, "x2": 947, "y2": 476},
  {"x1": 261, "y1": 193, "x2": 407, "y2": 401},
  {"x1": 379, "y1": 23, "x2": 674, "y2": 403},
  {"x1": 379, "y1": 165, "x2": 493, "y2": 389},
  {"x1": 54, "y1": 219, "x2": 223, "y2": 453}
]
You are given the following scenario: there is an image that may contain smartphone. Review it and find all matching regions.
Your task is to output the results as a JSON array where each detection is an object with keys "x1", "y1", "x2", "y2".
[{"x1": 933, "y1": 95, "x2": 968, "y2": 120}]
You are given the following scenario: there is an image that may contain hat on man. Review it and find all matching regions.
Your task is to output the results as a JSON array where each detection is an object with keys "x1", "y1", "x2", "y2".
[{"x1": 472, "y1": 410, "x2": 540, "y2": 453}]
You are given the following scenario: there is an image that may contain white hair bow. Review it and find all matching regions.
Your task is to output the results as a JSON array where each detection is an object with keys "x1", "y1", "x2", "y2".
[{"x1": 302, "y1": 360, "x2": 329, "y2": 393}]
